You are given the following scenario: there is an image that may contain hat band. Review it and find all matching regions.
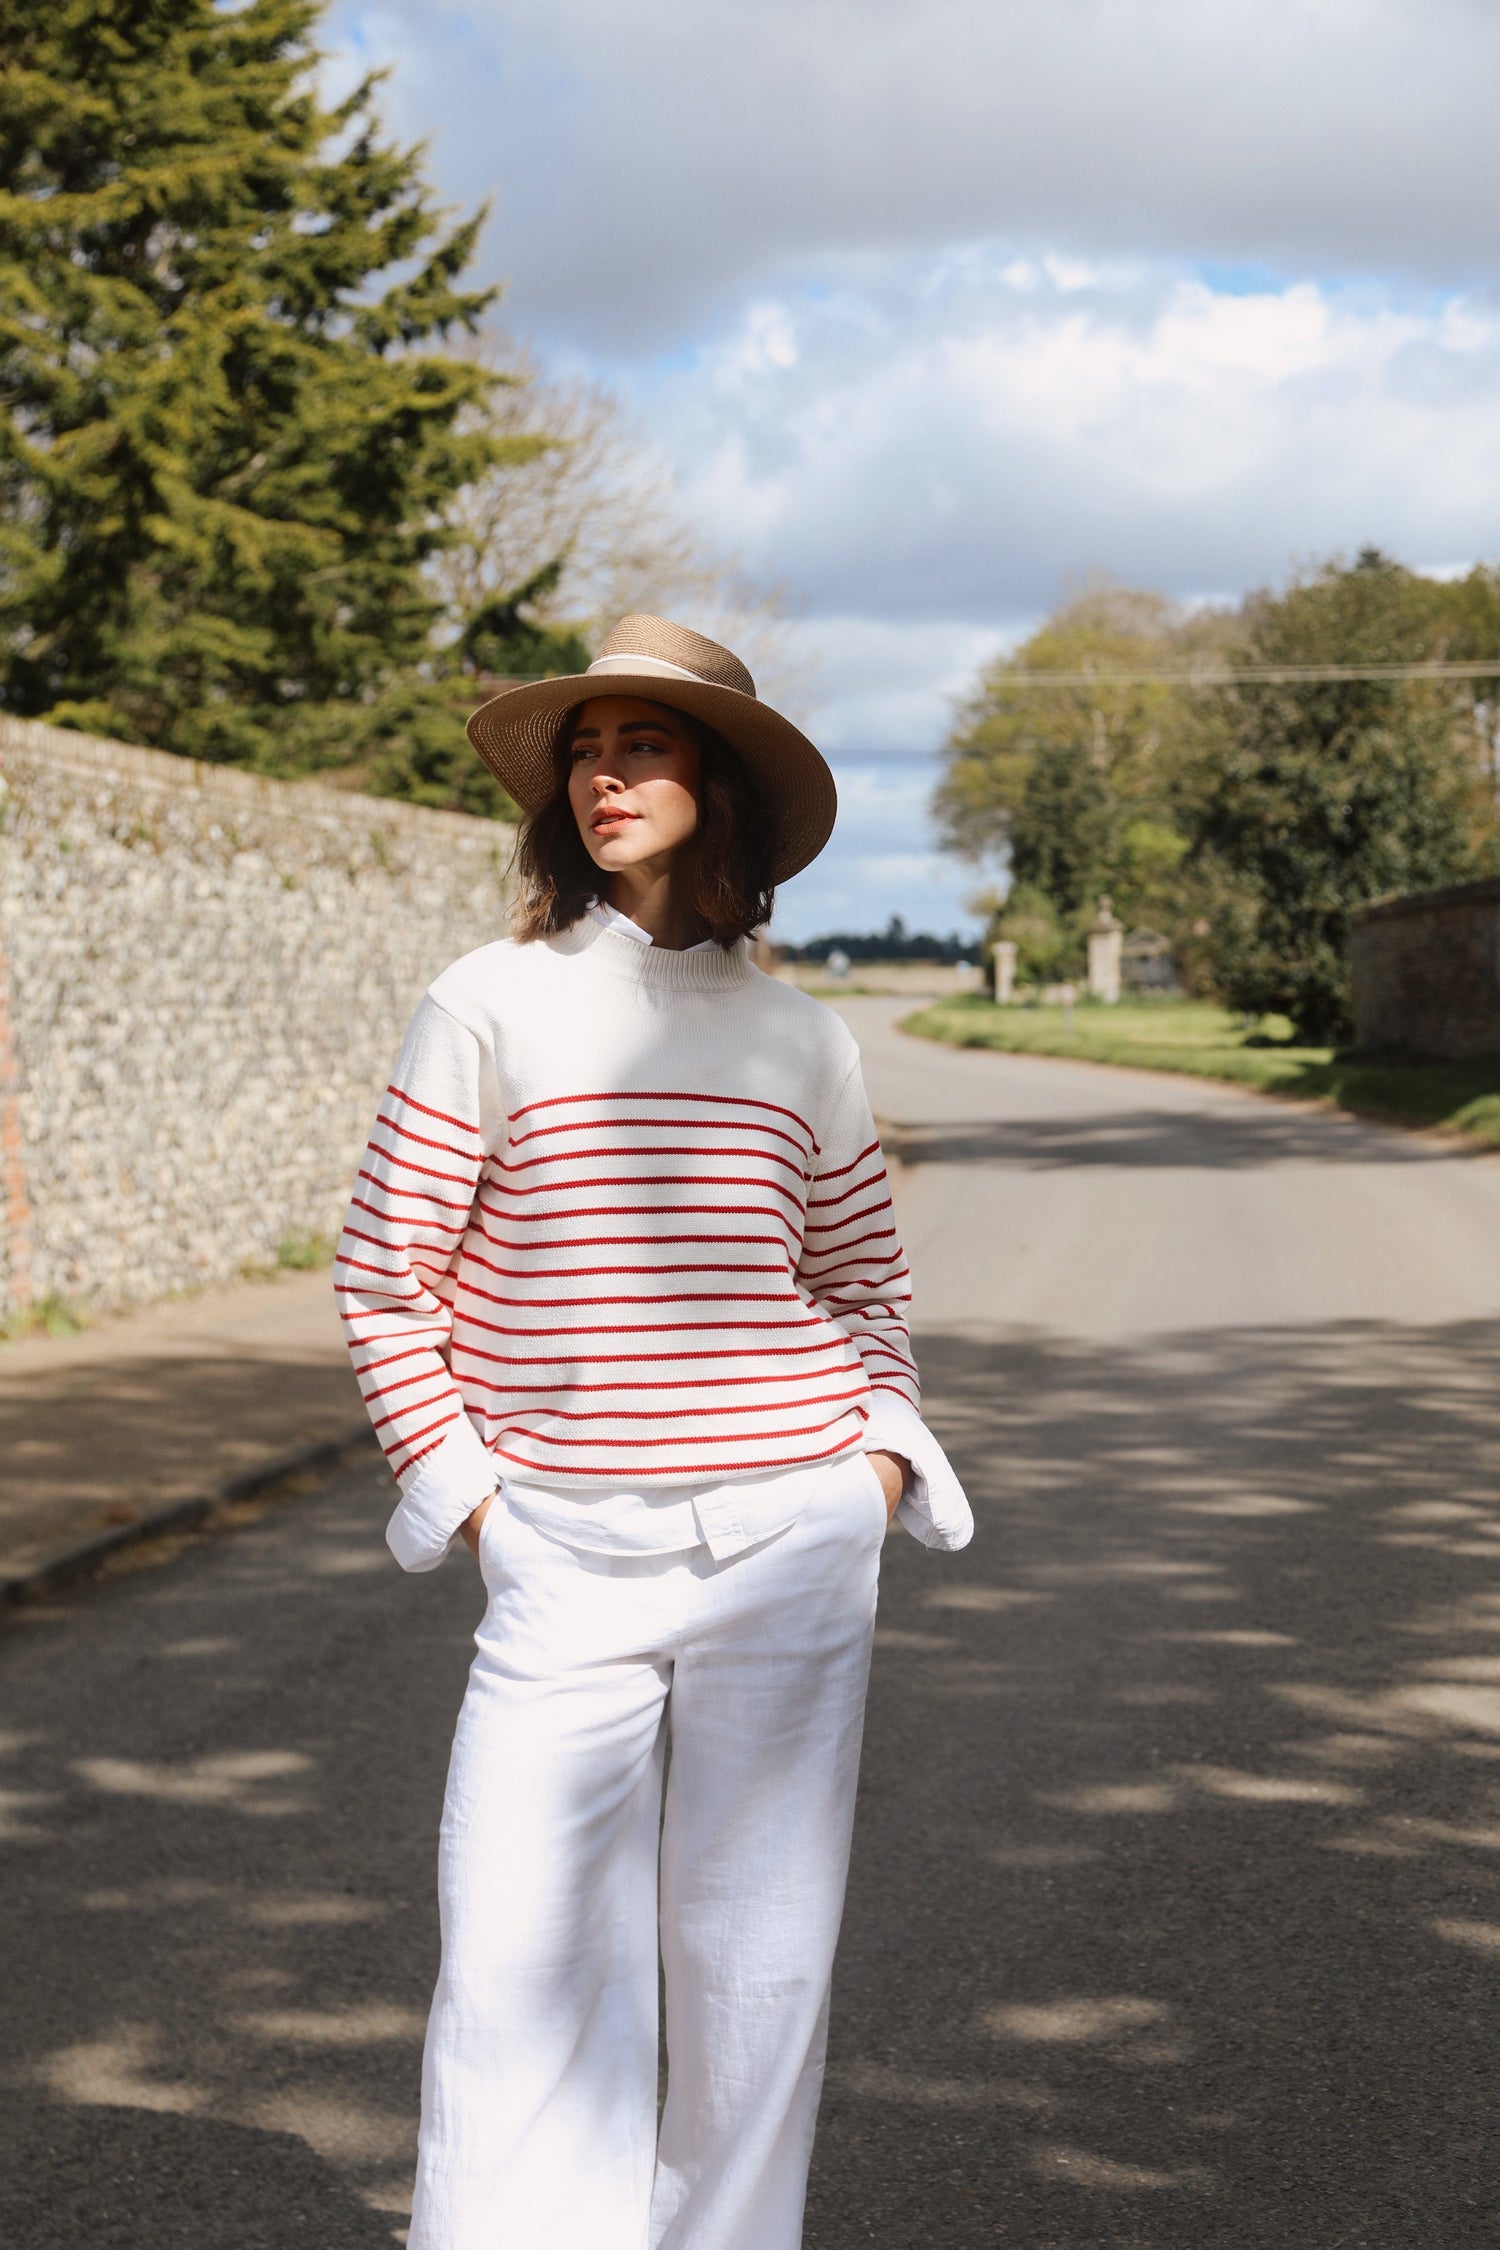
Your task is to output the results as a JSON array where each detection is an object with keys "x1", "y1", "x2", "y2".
[{"x1": 586, "y1": 653, "x2": 716, "y2": 685}]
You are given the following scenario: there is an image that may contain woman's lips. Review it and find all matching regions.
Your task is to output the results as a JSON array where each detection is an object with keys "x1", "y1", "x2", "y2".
[{"x1": 591, "y1": 809, "x2": 638, "y2": 832}]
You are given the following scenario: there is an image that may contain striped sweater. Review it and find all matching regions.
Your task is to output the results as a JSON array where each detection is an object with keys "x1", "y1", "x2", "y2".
[{"x1": 336, "y1": 918, "x2": 971, "y2": 1563}]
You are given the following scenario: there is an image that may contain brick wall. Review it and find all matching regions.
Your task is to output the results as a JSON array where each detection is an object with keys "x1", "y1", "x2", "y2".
[
  {"x1": 1349, "y1": 877, "x2": 1500, "y2": 1059},
  {"x1": 0, "y1": 717, "x2": 514, "y2": 1320}
]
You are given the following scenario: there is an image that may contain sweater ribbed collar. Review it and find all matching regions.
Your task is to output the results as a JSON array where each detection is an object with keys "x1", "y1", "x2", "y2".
[{"x1": 550, "y1": 915, "x2": 755, "y2": 993}]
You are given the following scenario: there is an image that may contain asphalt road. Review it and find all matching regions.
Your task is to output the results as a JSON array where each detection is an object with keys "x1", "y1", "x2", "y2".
[{"x1": 6, "y1": 1002, "x2": 1500, "y2": 2248}]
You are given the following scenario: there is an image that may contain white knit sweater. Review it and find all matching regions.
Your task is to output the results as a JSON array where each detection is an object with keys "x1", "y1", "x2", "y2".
[{"x1": 335, "y1": 919, "x2": 973, "y2": 1567}]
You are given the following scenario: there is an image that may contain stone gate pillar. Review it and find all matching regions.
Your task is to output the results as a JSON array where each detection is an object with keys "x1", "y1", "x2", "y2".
[{"x1": 1087, "y1": 897, "x2": 1123, "y2": 1004}]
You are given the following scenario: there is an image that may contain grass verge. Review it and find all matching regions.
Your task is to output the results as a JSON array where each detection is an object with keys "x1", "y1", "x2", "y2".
[
  {"x1": 0, "y1": 1292, "x2": 85, "y2": 1344},
  {"x1": 900, "y1": 996, "x2": 1500, "y2": 1149}
]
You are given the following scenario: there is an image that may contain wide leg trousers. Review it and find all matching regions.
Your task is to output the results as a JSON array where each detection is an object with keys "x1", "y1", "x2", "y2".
[{"x1": 406, "y1": 1452, "x2": 889, "y2": 2250}]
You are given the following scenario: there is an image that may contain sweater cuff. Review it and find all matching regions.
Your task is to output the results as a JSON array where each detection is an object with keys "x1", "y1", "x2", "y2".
[
  {"x1": 386, "y1": 1414, "x2": 498, "y2": 1573},
  {"x1": 862, "y1": 1393, "x2": 975, "y2": 1552}
]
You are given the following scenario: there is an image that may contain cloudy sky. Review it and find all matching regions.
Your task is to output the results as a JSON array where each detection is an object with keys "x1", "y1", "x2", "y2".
[{"x1": 327, "y1": 0, "x2": 1498, "y2": 940}]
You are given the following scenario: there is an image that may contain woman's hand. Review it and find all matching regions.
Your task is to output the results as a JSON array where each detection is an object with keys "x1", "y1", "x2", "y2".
[
  {"x1": 866, "y1": 1450, "x2": 908, "y2": 1522},
  {"x1": 459, "y1": 1493, "x2": 494, "y2": 1558}
]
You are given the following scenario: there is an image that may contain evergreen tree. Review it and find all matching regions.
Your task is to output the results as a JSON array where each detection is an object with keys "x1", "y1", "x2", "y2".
[
  {"x1": 0, "y1": 0, "x2": 507, "y2": 771},
  {"x1": 363, "y1": 563, "x2": 593, "y2": 817}
]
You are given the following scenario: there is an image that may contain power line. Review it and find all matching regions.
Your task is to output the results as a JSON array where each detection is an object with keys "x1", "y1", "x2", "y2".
[{"x1": 995, "y1": 660, "x2": 1500, "y2": 690}]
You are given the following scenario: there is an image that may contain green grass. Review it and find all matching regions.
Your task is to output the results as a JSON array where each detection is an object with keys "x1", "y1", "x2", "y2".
[
  {"x1": 0, "y1": 1291, "x2": 85, "y2": 1343},
  {"x1": 900, "y1": 996, "x2": 1500, "y2": 1148},
  {"x1": 276, "y1": 1228, "x2": 335, "y2": 1271}
]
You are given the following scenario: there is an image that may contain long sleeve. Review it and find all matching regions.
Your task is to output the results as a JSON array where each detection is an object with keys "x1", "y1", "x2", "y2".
[
  {"x1": 335, "y1": 997, "x2": 499, "y2": 1570},
  {"x1": 795, "y1": 1057, "x2": 919, "y2": 1411},
  {"x1": 796, "y1": 1056, "x2": 973, "y2": 1552}
]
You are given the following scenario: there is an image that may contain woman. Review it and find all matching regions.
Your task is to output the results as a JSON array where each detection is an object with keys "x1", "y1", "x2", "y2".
[{"x1": 335, "y1": 614, "x2": 972, "y2": 2250}]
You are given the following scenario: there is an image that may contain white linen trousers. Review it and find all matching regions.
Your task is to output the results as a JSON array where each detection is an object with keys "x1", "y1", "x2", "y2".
[{"x1": 406, "y1": 1450, "x2": 890, "y2": 2250}]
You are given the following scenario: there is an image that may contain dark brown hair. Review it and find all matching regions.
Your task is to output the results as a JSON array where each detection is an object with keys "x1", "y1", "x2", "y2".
[{"x1": 512, "y1": 707, "x2": 778, "y2": 945}]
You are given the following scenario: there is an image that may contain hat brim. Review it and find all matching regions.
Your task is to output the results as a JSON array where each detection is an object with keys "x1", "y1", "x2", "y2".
[{"x1": 465, "y1": 671, "x2": 836, "y2": 886}]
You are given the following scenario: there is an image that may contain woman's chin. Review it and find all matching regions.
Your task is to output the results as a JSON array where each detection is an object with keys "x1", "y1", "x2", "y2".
[{"x1": 587, "y1": 834, "x2": 673, "y2": 873}]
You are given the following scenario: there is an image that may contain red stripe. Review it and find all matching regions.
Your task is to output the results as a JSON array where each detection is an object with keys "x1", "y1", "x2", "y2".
[
  {"x1": 803, "y1": 1251, "x2": 906, "y2": 1287},
  {"x1": 357, "y1": 1168, "x2": 473, "y2": 1213},
  {"x1": 486, "y1": 1386, "x2": 867, "y2": 1422},
  {"x1": 491, "y1": 1433, "x2": 861, "y2": 1478},
  {"x1": 808, "y1": 1166, "x2": 887, "y2": 1212},
  {"x1": 342, "y1": 1312, "x2": 449, "y2": 1336},
  {"x1": 347, "y1": 1194, "x2": 467, "y2": 1238},
  {"x1": 457, "y1": 1280, "x2": 804, "y2": 1312},
  {"x1": 359, "y1": 1363, "x2": 444, "y2": 1405},
  {"x1": 383, "y1": 1408, "x2": 458, "y2": 1460},
  {"x1": 335, "y1": 1283, "x2": 425, "y2": 1304},
  {"x1": 375, "y1": 1109, "x2": 480, "y2": 1163},
  {"x1": 366, "y1": 1134, "x2": 476, "y2": 1190},
  {"x1": 496, "y1": 1142, "x2": 809, "y2": 1181},
  {"x1": 511, "y1": 1113, "x2": 811, "y2": 1156},
  {"x1": 452, "y1": 1310, "x2": 823, "y2": 1340},
  {"x1": 486, "y1": 1414, "x2": 856, "y2": 1451},
  {"x1": 350, "y1": 1338, "x2": 448, "y2": 1375},
  {"x1": 824, "y1": 1282, "x2": 913, "y2": 1304},
  {"x1": 451, "y1": 1337, "x2": 852, "y2": 1365},
  {"x1": 816, "y1": 1138, "x2": 880, "y2": 1183},
  {"x1": 475, "y1": 1191, "x2": 796, "y2": 1225},
  {"x1": 481, "y1": 1171, "x2": 805, "y2": 1211},
  {"x1": 465, "y1": 1249, "x2": 787, "y2": 1283},
  {"x1": 387, "y1": 1083, "x2": 482, "y2": 1140},
  {"x1": 336, "y1": 1253, "x2": 413, "y2": 1281},
  {"x1": 802, "y1": 1194, "x2": 893, "y2": 1237},
  {"x1": 797, "y1": 1225, "x2": 898, "y2": 1268},
  {"x1": 450, "y1": 1348, "x2": 853, "y2": 1389},
  {"x1": 369, "y1": 1384, "x2": 453, "y2": 1435},
  {"x1": 507, "y1": 1088, "x2": 816, "y2": 1147},
  {"x1": 394, "y1": 1432, "x2": 452, "y2": 1475},
  {"x1": 474, "y1": 1224, "x2": 791, "y2": 1260},
  {"x1": 340, "y1": 1222, "x2": 460, "y2": 1262}
]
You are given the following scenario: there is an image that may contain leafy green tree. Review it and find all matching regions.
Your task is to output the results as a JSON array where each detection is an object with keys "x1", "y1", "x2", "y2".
[
  {"x1": 935, "y1": 581, "x2": 1227, "y2": 932},
  {"x1": 991, "y1": 883, "x2": 1080, "y2": 985},
  {"x1": 1186, "y1": 551, "x2": 1485, "y2": 1042},
  {"x1": 1008, "y1": 739, "x2": 1113, "y2": 921},
  {"x1": 0, "y1": 0, "x2": 514, "y2": 771}
]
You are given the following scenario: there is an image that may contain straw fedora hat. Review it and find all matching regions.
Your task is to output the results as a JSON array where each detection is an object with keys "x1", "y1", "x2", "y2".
[{"x1": 465, "y1": 614, "x2": 836, "y2": 884}]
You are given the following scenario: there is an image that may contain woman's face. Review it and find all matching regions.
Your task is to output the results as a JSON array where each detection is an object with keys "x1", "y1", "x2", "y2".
[{"x1": 567, "y1": 695, "x2": 702, "y2": 875}]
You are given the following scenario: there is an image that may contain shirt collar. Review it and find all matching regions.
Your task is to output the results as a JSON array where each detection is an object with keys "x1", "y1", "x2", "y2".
[{"x1": 585, "y1": 899, "x2": 718, "y2": 955}]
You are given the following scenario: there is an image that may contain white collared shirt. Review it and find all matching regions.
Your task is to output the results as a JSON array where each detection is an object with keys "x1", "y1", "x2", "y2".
[{"x1": 584, "y1": 898, "x2": 719, "y2": 953}]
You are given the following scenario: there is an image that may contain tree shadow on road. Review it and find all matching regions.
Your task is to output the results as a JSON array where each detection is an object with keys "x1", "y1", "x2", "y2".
[
  {"x1": 0, "y1": 1345, "x2": 364, "y2": 1573},
  {"x1": 0, "y1": 1470, "x2": 476, "y2": 2244},
  {"x1": 814, "y1": 1315, "x2": 1500, "y2": 2247},
  {"x1": 889, "y1": 1103, "x2": 1472, "y2": 1173},
  {"x1": 0, "y1": 2099, "x2": 397, "y2": 2248}
]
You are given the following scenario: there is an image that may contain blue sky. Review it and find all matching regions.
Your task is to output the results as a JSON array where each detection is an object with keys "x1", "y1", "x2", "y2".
[{"x1": 327, "y1": 0, "x2": 1500, "y2": 941}]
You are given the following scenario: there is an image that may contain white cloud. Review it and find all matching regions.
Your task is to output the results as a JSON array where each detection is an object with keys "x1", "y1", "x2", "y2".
[
  {"x1": 631, "y1": 255, "x2": 1500, "y2": 625},
  {"x1": 328, "y1": 0, "x2": 1498, "y2": 349},
  {"x1": 780, "y1": 615, "x2": 1011, "y2": 756}
]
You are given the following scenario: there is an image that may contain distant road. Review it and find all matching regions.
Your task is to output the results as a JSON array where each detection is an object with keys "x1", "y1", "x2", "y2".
[{"x1": 5, "y1": 1000, "x2": 1500, "y2": 2247}]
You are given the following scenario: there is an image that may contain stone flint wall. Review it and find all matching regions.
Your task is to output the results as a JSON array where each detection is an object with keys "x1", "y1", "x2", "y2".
[
  {"x1": 0, "y1": 716, "x2": 514, "y2": 1321},
  {"x1": 1349, "y1": 876, "x2": 1500, "y2": 1060}
]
